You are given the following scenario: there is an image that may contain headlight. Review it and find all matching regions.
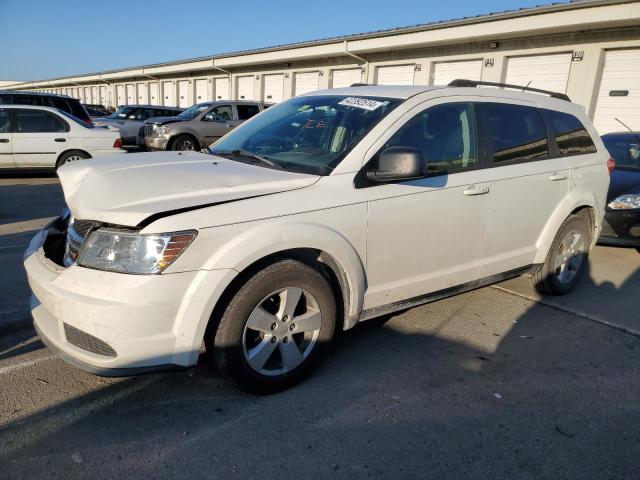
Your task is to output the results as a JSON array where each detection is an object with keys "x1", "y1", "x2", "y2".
[
  {"x1": 153, "y1": 125, "x2": 169, "y2": 136},
  {"x1": 77, "y1": 228, "x2": 197, "y2": 274},
  {"x1": 608, "y1": 194, "x2": 640, "y2": 210}
]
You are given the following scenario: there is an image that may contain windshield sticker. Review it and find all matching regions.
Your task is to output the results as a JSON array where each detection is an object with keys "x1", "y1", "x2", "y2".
[{"x1": 338, "y1": 97, "x2": 385, "y2": 111}]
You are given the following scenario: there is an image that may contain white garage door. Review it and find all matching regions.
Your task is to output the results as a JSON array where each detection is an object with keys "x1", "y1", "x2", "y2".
[
  {"x1": 376, "y1": 65, "x2": 415, "y2": 85},
  {"x1": 237, "y1": 76, "x2": 255, "y2": 100},
  {"x1": 149, "y1": 82, "x2": 159, "y2": 104},
  {"x1": 294, "y1": 72, "x2": 320, "y2": 96},
  {"x1": 332, "y1": 68, "x2": 362, "y2": 88},
  {"x1": 99, "y1": 86, "x2": 108, "y2": 106},
  {"x1": 433, "y1": 59, "x2": 483, "y2": 86},
  {"x1": 162, "y1": 81, "x2": 174, "y2": 106},
  {"x1": 137, "y1": 83, "x2": 147, "y2": 104},
  {"x1": 116, "y1": 85, "x2": 125, "y2": 106},
  {"x1": 84, "y1": 87, "x2": 91, "y2": 103},
  {"x1": 215, "y1": 77, "x2": 230, "y2": 100},
  {"x1": 593, "y1": 49, "x2": 640, "y2": 134},
  {"x1": 194, "y1": 79, "x2": 208, "y2": 102},
  {"x1": 178, "y1": 80, "x2": 190, "y2": 108},
  {"x1": 505, "y1": 53, "x2": 572, "y2": 94},
  {"x1": 125, "y1": 84, "x2": 136, "y2": 104},
  {"x1": 263, "y1": 74, "x2": 284, "y2": 103},
  {"x1": 91, "y1": 86, "x2": 98, "y2": 104}
]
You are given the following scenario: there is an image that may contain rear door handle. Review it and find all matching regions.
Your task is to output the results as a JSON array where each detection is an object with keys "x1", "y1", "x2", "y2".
[
  {"x1": 0, "y1": 139, "x2": 9, "y2": 143},
  {"x1": 463, "y1": 185, "x2": 490, "y2": 196},
  {"x1": 549, "y1": 172, "x2": 567, "y2": 181},
  {"x1": 55, "y1": 138, "x2": 66, "y2": 142}
]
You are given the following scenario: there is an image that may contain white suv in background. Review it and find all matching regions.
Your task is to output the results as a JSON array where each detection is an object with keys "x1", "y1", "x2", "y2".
[
  {"x1": 0, "y1": 105, "x2": 122, "y2": 169},
  {"x1": 24, "y1": 82, "x2": 610, "y2": 392}
]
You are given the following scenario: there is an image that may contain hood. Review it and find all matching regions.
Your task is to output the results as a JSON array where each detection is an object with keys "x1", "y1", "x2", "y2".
[
  {"x1": 57, "y1": 151, "x2": 319, "y2": 227},
  {"x1": 93, "y1": 117, "x2": 127, "y2": 127},
  {"x1": 146, "y1": 116, "x2": 184, "y2": 126}
]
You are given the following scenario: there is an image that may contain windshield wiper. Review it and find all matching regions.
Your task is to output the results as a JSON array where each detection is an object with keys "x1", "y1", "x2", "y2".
[{"x1": 214, "y1": 149, "x2": 286, "y2": 170}]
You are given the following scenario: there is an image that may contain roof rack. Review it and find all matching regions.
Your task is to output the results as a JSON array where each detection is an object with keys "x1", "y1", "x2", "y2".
[{"x1": 447, "y1": 79, "x2": 571, "y2": 102}]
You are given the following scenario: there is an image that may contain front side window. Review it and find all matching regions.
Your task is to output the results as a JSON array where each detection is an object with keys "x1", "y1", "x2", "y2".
[
  {"x1": 204, "y1": 105, "x2": 232, "y2": 122},
  {"x1": 211, "y1": 95, "x2": 401, "y2": 175},
  {"x1": 14, "y1": 109, "x2": 67, "y2": 133},
  {"x1": 382, "y1": 102, "x2": 477, "y2": 174},
  {"x1": 0, "y1": 108, "x2": 10, "y2": 133},
  {"x1": 237, "y1": 104, "x2": 260, "y2": 120},
  {"x1": 484, "y1": 103, "x2": 549, "y2": 164},
  {"x1": 544, "y1": 110, "x2": 597, "y2": 156}
]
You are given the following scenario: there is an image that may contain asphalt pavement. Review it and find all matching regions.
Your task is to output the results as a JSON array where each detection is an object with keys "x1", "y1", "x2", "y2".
[{"x1": 0, "y1": 174, "x2": 638, "y2": 479}]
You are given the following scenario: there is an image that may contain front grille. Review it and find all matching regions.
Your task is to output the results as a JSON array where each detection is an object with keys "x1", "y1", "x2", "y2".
[
  {"x1": 63, "y1": 219, "x2": 100, "y2": 267},
  {"x1": 143, "y1": 124, "x2": 154, "y2": 137},
  {"x1": 64, "y1": 323, "x2": 117, "y2": 357}
]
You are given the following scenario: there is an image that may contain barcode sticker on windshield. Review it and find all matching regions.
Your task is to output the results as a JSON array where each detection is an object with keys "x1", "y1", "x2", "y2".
[{"x1": 338, "y1": 97, "x2": 385, "y2": 111}]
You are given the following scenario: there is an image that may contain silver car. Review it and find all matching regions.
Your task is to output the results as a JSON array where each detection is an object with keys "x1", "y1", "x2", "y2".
[
  {"x1": 143, "y1": 101, "x2": 268, "y2": 151},
  {"x1": 94, "y1": 105, "x2": 183, "y2": 147}
]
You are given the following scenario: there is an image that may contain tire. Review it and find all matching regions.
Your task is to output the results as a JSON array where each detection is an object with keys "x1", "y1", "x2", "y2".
[
  {"x1": 56, "y1": 150, "x2": 90, "y2": 169},
  {"x1": 636, "y1": 248, "x2": 640, "y2": 254},
  {"x1": 531, "y1": 214, "x2": 591, "y2": 296},
  {"x1": 206, "y1": 259, "x2": 337, "y2": 393},
  {"x1": 171, "y1": 134, "x2": 199, "y2": 151}
]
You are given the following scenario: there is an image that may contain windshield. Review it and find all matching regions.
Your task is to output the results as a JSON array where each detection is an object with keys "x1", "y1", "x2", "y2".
[
  {"x1": 210, "y1": 95, "x2": 401, "y2": 175},
  {"x1": 108, "y1": 106, "x2": 135, "y2": 119},
  {"x1": 603, "y1": 134, "x2": 640, "y2": 169},
  {"x1": 178, "y1": 103, "x2": 211, "y2": 120}
]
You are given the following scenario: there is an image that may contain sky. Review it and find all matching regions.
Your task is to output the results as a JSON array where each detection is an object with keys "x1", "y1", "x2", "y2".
[{"x1": 0, "y1": 0, "x2": 550, "y2": 81}]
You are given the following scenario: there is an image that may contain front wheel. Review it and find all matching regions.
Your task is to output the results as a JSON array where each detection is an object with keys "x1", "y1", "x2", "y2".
[
  {"x1": 206, "y1": 259, "x2": 337, "y2": 393},
  {"x1": 171, "y1": 134, "x2": 199, "y2": 151},
  {"x1": 531, "y1": 214, "x2": 591, "y2": 295}
]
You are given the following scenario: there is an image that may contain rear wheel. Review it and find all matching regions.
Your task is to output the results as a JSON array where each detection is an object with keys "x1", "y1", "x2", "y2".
[
  {"x1": 531, "y1": 214, "x2": 591, "y2": 295},
  {"x1": 206, "y1": 259, "x2": 336, "y2": 393},
  {"x1": 171, "y1": 134, "x2": 199, "y2": 151},
  {"x1": 56, "y1": 150, "x2": 90, "y2": 169}
]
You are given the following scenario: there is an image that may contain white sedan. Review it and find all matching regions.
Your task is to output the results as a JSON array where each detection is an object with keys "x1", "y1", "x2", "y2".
[{"x1": 0, "y1": 104, "x2": 123, "y2": 170}]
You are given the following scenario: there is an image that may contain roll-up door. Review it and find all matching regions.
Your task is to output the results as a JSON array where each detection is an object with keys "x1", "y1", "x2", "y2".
[
  {"x1": 263, "y1": 74, "x2": 284, "y2": 103},
  {"x1": 149, "y1": 82, "x2": 159, "y2": 104},
  {"x1": 593, "y1": 49, "x2": 640, "y2": 134},
  {"x1": 162, "y1": 81, "x2": 174, "y2": 106},
  {"x1": 376, "y1": 65, "x2": 415, "y2": 85},
  {"x1": 332, "y1": 68, "x2": 362, "y2": 88},
  {"x1": 125, "y1": 84, "x2": 136, "y2": 104},
  {"x1": 194, "y1": 79, "x2": 208, "y2": 102},
  {"x1": 504, "y1": 53, "x2": 572, "y2": 94},
  {"x1": 236, "y1": 76, "x2": 255, "y2": 100},
  {"x1": 178, "y1": 80, "x2": 189, "y2": 108},
  {"x1": 294, "y1": 72, "x2": 319, "y2": 96},
  {"x1": 137, "y1": 83, "x2": 147, "y2": 104},
  {"x1": 84, "y1": 87, "x2": 91, "y2": 103},
  {"x1": 90, "y1": 86, "x2": 98, "y2": 103},
  {"x1": 432, "y1": 59, "x2": 483, "y2": 85},
  {"x1": 99, "y1": 86, "x2": 108, "y2": 106},
  {"x1": 215, "y1": 77, "x2": 230, "y2": 100},
  {"x1": 116, "y1": 85, "x2": 125, "y2": 106}
]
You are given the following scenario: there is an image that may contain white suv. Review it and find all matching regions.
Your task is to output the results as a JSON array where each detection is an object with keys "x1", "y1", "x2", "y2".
[{"x1": 24, "y1": 83, "x2": 610, "y2": 392}]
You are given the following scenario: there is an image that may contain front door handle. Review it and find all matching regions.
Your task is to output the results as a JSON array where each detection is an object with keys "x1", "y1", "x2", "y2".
[
  {"x1": 463, "y1": 185, "x2": 490, "y2": 196},
  {"x1": 0, "y1": 139, "x2": 9, "y2": 143},
  {"x1": 55, "y1": 138, "x2": 66, "y2": 142},
  {"x1": 549, "y1": 172, "x2": 567, "y2": 181}
]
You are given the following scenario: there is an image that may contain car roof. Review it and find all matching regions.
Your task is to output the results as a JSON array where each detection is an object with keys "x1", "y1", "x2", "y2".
[
  {"x1": 602, "y1": 132, "x2": 640, "y2": 137},
  {"x1": 0, "y1": 89, "x2": 74, "y2": 100},
  {"x1": 308, "y1": 85, "x2": 442, "y2": 99},
  {"x1": 119, "y1": 104, "x2": 182, "y2": 109}
]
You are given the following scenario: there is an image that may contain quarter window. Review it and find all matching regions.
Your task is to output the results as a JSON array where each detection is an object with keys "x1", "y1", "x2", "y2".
[
  {"x1": 544, "y1": 110, "x2": 597, "y2": 156},
  {"x1": 383, "y1": 102, "x2": 477, "y2": 173},
  {"x1": 484, "y1": 103, "x2": 549, "y2": 163},
  {"x1": 14, "y1": 109, "x2": 67, "y2": 133}
]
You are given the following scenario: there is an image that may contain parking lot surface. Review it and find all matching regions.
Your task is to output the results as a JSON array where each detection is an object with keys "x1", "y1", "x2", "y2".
[{"x1": 0, "y1": 175, "x2": 638, "y2": 479}]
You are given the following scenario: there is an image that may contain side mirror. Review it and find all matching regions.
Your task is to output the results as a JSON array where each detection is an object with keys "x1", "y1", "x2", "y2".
[{"x1": 366, "y1": 147, "x2": 426, "y2": 182}]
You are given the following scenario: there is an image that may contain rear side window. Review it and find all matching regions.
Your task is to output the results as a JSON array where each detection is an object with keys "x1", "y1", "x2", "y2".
[
  {"x1": 50, "y1": 97, "x2": 71, "y2": 112},
  {"x1": 237, "y1": 104, "x2": 260, "y2": 120},
  {"x1": 67, "y1": 99, "x2": 90, "y2": 122},
  {"x1": 13, "y1": 95, "x2": 44, "y2": 106},
  {"x1": 483, "y1": 103, "x2": 549, "y2": 164},
  {"x1": 0, "y1": 94, "x2": 11, "y2": 105},
  {"x1": 544, "y1": 110, "x2": 597, "y2": 156},
  {"x1": 14, "y1": 109, "x2": 68, "y2": 133},
  {"x1": 0, "y1": 108, "x2": 10, "y2": 132}
]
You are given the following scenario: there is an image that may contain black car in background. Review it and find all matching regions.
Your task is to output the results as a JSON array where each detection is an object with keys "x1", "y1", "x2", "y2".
[
  {"x1": 0, "y1": 90, "x2": 91, "y2": 125},
  {"x1": 83, "y1": 104, "x2": 110, "y2": 117},
  {"x1": 599, "y1": 132, "x2": 640, "y2": 253}
]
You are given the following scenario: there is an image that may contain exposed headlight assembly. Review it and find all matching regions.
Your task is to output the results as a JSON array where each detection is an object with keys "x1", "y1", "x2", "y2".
[
  {"x1": 608, "y1": 194, "x2": 640, "y2": 210},
  {"x1": 77, "y1": 228, "x2": 197, "y2": 274},
  {"x1": 153, "y1": 125, "x2": 170, "y2": 136}
]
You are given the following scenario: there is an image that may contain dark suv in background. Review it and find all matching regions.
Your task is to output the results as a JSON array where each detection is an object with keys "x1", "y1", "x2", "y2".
[{"x1": 0, "y1": 90, "x2": 91, "y2": 125}]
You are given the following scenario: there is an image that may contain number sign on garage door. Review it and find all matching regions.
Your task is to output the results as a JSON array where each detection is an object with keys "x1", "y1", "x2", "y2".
[
  {"x1": 178, "y1": 80, "x2": 190, "y2": 108},
  {"x1": 194, "y1": 79, "x2": 208, "y2": 102},
  {"x1": 505, "y1": 53, "x2": 572, "y2": 94},
  {"x1": 162, "y1": 81, "x2": 174, "y2": 106},
  {"x1": 237, "y1": 76, "x2": 255, "y2": 100},
  {"x1": 263, "y1": 74, "x2": 284, "y2": 103},
  {"x1": 332, "y1": 68, "x2": 362, "y2": 88},
  {"x1": 593, "y1": 49, "x2": 640, "y2": 134},
  {"x1": 215, "y1": 78, "x2": 230, "y2": 100},
  {"x1": 433, "y1": 60, "x2": 483, "y2": 85},
  {"x1": 376, "y1": 65, "x2": 415, "y2": 85},
  {"x1": 295, "y1": 72, "x2": 320, "y2": 96}
]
